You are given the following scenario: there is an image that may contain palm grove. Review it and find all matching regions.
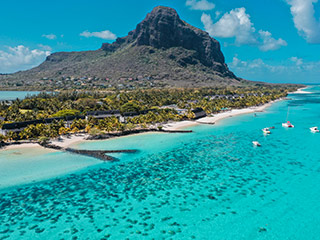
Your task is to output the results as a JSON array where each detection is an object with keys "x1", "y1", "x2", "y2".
[{"x1": 0, "y1": 86, "x2": 296, "y2": 142}]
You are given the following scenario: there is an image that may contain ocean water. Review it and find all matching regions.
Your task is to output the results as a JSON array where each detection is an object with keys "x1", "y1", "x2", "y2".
[
  {"x1": 1, "y1": 86, "x2": 320, "y2": 239},
  {"x1": 0, "y1": 147, "x2": 100, "y2": 189},
  {"x1": 0, "y1": 91, "x2": 40, "y2": 101}
]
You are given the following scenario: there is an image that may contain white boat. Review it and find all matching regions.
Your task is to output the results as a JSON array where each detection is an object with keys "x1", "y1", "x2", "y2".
[
  {"x1": 282, "y1": 107, "x2": 294, "y2": 128},
  {"x1": 310, "y1": 127, "x2": 319, "y2": 133},
  {"x1": 252, "y1": 141, "x2": 261, "y2": 147},
  {"x1": 262, "y1": 128, "x2": 271, "y2": 134},
  {"x1": 282, "y1": 121, "x2": 294, "y2": 128}
]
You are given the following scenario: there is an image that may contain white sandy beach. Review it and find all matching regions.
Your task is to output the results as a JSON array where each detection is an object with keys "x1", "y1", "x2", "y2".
[
  {"x1": 51, "y1": 134, "x2": 89, "y2": 148},
  {"x1": 3, "y1": 142, "x2": 45, "y2": 151},
  {"x1": 0, "y1": 134, "x2": 89, "y2": 152},
  {"x1": 162, "y1": 120, "x2": 197, "y2": 130},
  {"x1": 291, "y1": 87, "x2": 312, "y2": 94},
  {"x1": 163, "y1": 99, "x2": 281, "y2": 130},
  {"x1": 196, "y1": 100, "x2": 278, "y2": 125}
]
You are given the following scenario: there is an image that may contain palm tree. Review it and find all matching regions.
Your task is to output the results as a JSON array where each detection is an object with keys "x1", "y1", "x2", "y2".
[
  {"x1": 6, "y1": 131, "x2": 18, "y2": 141},
  {"x1": 0, "y1": 134, "x2": 7, "y2": 142}
]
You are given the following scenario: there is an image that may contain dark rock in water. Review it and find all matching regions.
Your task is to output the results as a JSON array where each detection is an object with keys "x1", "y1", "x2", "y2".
[
  {"x1": 208, "y1": 194, "x2": 216, "y2": 200},
  {"x1": 35, "y1": 228, "x2": 45, "y2": 233},
  {"x1": 161, "y1": 216, "x2": 173, "y2": 222},
  {"x1": 28, "y1": 225, "x2": 38, "y2": 230},
  {"x1": 0, "y1": 130, "x2": 283, "y2": 239},
  {"x1": 259, "y1": 227, "x2": 267, "y2": 232}
]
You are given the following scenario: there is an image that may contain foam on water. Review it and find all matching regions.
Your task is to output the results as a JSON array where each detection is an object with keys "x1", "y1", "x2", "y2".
[{"x1": 1, "y1": 86, "x2": 320, "y2": 239}]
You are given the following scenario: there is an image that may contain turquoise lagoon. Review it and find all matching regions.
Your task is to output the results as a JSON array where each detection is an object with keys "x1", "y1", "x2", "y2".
[
  {"x1": 0, "y1": 91, "x2": 40, "y2": 101},
  {"x1": 1, "y1": 86, "x2": 320, "y2": 239}
]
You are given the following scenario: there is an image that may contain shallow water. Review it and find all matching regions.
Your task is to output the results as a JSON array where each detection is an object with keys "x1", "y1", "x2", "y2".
[
  {"x1": 1, "y1": 86, "x2": 320, "y2": 239},
  {"x1": 0, "y1": 91, "x2": 40, "y2": 101},
  {"x1": 0, "y1": 147, "x2": 100, "y2": 189}
]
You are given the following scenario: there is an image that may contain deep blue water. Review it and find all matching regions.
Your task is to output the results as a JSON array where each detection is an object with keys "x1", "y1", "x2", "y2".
[{"x1": 1, "y1": 86, "x2": 320, "y2": 239}]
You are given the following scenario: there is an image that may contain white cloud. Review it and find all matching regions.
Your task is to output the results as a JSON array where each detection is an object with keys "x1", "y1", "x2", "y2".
[
  {"x1": 215, "y1": 11, "x2": 222, "y2": 19},
  {"x1": 0, "y1": 45, "x2": 50, "y2": 73},
  {"x1": 258, "y1": 30, "x2": 287, "y2": 51},
  {"x1": 201, "y1": 8, "x2": 257, "y2": 45},
  {"x1": 232, "y1": 56, "x2": 269, "y2": 70},
  {"x1": 38, "y1": 44, "x2": 52, "y2": 51},
  {"x1": 286, "y1": 0, "x2": 320, "y2": 43},
  {"x1": 230, "y1": 55, "x2": 320, "y2": 83},
  {"x1": 42, "y1": 34, "x2": 57, "y2": 40},
  {"x1": 201, "y1": 8, "x2": 287, "y2": 51},
  {"x1": 290, "y1": 56, "x2": 303, "y2": 65},
  {"x1": 186, "y1": 0, "x2": 215, "y2": 11},
  {"x1": 231, "y1": 55, "x2": 320, "y2": 73},
  {"x1": 231, "y1": 55, "x2": 248, "y2": 68},
  {"x1": 80, "y1": 30, "x2": 116, "y2": 40}
]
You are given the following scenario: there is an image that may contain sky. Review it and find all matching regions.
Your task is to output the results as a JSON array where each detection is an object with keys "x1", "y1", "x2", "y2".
[{"x1": 1, "y1": 0, "x2": 320, "y2": 84}]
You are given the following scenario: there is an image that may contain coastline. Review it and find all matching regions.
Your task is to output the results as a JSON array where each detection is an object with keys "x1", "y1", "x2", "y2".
[
  {"x1": 0, "y1": 135, "x2": 88, "y2": 153},
  {"x1": 290, "y1": 86, "x2": 312, "y2": 94},
  {"x1": 0, "y1": 98, "x2": 283, "y2": 152},
  {"x1": 163, "y1": 98, "x2": 282, "y2": 130},
  {"x1": 2, "y1": 142, "x2": 56, "y2": 153}
]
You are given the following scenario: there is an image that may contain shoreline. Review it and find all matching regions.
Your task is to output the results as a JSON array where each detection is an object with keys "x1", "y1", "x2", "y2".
[
  {"x1": 0, "y1": 98, "x2": 283, "y2": 152},
  {"x1": 163, "y1": 98, "x2": 282, "y2": 130},
  {"x1": 290, "y1": 86, "x2": 312, "y2": 94},
  {"x1": 0, "y1": 135, "x2": 88, "y2": 153}
]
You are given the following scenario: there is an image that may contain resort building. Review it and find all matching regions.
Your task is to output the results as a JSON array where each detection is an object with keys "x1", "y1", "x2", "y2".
[
  {"x1": 0, "y1": 116, "x2": 85, "y2": 136},
  {"x1": 160, "y1": 105, "x2": 187, "y2": 115},
  {"x1": 120, "y1": 112, "x2": 140, "y2": 123},
  {"x1": 192, "y1": 108, "x2": 206, "y2": 119},
  {"x1": 86, "y1": 110, "x2": 121, "y2": 120},
  {"x1": 1, "y1": 109, "x2": 167, "y2": 135}
]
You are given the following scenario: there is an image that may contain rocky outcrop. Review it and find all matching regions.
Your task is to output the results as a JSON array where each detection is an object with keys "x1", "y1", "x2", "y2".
[
  {"x1": 0, "y1": 6, "x2": 241, "y2": 89},
  {"x1": 101, "y1": 6, "x2": 235, "y2": 77}
]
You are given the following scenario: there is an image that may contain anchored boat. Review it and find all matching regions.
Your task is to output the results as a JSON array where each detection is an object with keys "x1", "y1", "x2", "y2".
[
  {"x1": 252, "y1": 141, "x2": 261, "y2": 147},
  {"x1": 282, "y1": 121, "x2": 294, "y2": 128},
  {"x1": 310, "y1": 126, "x2": 319, "y2": 133},
  {"x1": 282, "y1": 107, "x2": 294, "y2": 128},
  {"x1": 262, "y1": 128, "x2": 271, "y2": 134}
]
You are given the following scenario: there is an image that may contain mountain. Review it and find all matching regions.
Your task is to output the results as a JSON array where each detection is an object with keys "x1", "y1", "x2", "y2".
[{"x1": 0, "y1": 6, "x2": 245, "y2": 90}]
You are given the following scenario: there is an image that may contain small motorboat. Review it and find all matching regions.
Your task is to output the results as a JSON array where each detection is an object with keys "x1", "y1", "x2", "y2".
[
  {"x1": 262, "y1": 128, "x2": 271, "y2": 134},
  {"x1": 282, "y1": 121, "x2": 294, "y2": 128},
  {"x1": 252, "y1": 141, "x2": 261, "y2": 147},
  {"x1": 269, "y1": 126, "x2": 275, "y2": 129},
  {"x1": 310, "y1": 127, "x2": 319, "y2": 133}
]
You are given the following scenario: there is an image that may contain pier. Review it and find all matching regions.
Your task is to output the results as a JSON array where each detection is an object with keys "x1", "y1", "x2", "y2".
[
  {"x1": 65, "y1": 148, "x2": 137, "y2": 161},
  {"x1": 40, "y1": 143, "x2": 137, "y2": 162},
  {"x1": 0, "y1": 128, "x2": 192, "y2": 161}
]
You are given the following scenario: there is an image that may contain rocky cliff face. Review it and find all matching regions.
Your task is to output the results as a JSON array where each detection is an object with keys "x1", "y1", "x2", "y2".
[
  {"x1": 0, "y1": 6, "x2": 241, "y2": 90},
  {"x1": 102, "y1": 6, "x2": 234, "y2": 77}
]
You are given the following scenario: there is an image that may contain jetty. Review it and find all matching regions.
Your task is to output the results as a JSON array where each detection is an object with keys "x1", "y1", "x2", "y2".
[
  {"x1": 65, "y1": 148, "x2": 137, "y2": 161},
  {"x1": 41, "y1": 129, "x2": 192, "y2": 160},
  {"x1": 40, "y1": 143, "x2": 137, "y2": 162},
  {"x1": 1, "y1": 128, "x2": 192, "y2": 161}
]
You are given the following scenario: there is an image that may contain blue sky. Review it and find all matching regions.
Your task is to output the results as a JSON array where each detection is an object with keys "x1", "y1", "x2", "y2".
[{"x1": 1, "y1": 0, "x2": 320, "y2": 83}]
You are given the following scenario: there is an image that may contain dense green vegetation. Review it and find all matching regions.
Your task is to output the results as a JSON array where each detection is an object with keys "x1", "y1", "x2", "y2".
[{"x1": 0, "y1": 85, "x2": 298, "y2": 141}]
